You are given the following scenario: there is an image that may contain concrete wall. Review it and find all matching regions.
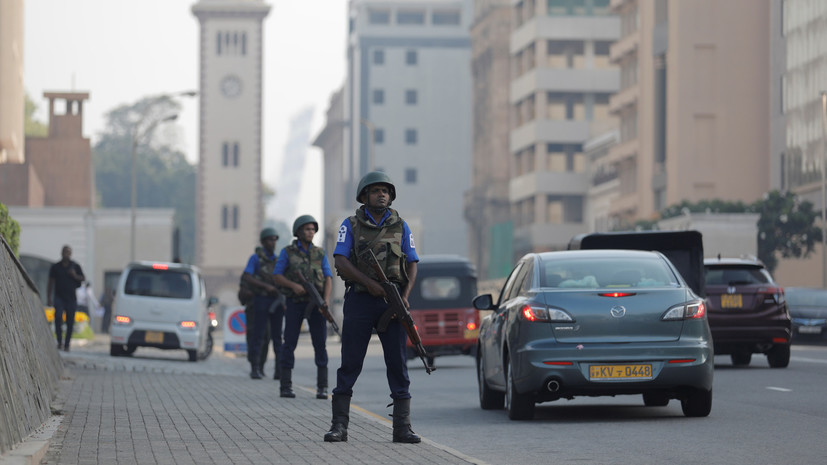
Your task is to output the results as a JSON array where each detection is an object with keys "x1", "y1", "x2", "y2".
[{"x1": 0, "y1": 234, "x2": 63, "y2": 455}]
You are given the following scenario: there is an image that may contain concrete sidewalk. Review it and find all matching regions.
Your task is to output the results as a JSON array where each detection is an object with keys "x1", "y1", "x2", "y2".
[{"x1": 5, "y1": 335, "x2": 482, "y2": 465}]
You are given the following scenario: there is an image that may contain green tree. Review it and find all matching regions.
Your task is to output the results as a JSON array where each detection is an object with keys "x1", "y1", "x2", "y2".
[
  {"x1": 0, "y1": 202, "x2": 21, "y2": 255},
  {"x1": 93, "y1": 96, "x2": 196, "y2": 263},
  {"x1": 24, "y1": 92, "x2": 48, "y2": 137},
  {"x1": 755, "y1": 190, "x2": 821, "y2": 273}
]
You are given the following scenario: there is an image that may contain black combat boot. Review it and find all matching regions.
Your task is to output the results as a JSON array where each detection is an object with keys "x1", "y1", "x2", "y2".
[
  {"x1": 250, "y1": 356, "x2": 262, "y2": 379},
  {"x1": 316, "y1": 366, "x2": 328, "y2": 399},
  {"x1": 323, "y1": 394, "x2": 350, "y2": 442},
  {"x1": 280, "y1": 368, "x2": 296, "y2": 398},
  {"x1": 391, "y1": 398, "x2": 421, "y2": 443}
]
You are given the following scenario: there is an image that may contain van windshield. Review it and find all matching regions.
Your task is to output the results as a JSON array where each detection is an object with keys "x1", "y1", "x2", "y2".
[
  {"x1": 125, "y1": 269, "x2": 193, "y2": 299},
  {"x1": 409, "y1": 274, "x2": 476, "y2": 310}
]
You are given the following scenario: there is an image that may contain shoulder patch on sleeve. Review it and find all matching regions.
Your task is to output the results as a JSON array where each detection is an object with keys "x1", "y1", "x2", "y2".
[
  {"x1": 409, "y1": 233, "x2": 415, "y2": 249},
  {"x1": 337, "y1": 225, "x2": 348, "y2": 243}
]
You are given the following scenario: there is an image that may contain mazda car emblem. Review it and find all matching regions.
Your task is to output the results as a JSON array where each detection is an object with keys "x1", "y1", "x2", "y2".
[{"x1": 610, "y1": 306, "x2": 626, "y2": 318}]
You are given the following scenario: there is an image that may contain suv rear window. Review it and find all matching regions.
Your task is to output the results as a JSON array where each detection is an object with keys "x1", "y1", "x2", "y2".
[
  {"x1": 705, "y1": 266, "x2": 772, "y2": 286},
  {"x1": 125, "y1": 269, "x2": 193, "y2": 299}
]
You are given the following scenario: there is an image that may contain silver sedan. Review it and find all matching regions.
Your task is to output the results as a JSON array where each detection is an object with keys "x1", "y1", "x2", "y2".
[{"x1": 474, "y1": 249, "x2": 714, "y2": 420}]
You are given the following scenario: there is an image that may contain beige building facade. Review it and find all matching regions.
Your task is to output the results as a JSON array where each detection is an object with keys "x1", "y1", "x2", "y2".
[
  {"x1": 464, "y1": 0, "x2": 512, "y2": 279},
  {"x1": 607, "y1": 0, "x2": 771, "y2": 228},
  {"x1": 191, "y1": 0, "x2": 271, "y2": 304},
  {"x1": 0, "y1": 0, "x2": 24, "y2": 165},
  {"x1": 508, "y1": 0, "x2": 620, "y2": 256}
]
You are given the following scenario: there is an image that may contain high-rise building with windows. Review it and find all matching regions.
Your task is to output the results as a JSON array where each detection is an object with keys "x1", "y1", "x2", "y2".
[
  {"x1": 508, "y1": 0, "x2": 620, "y2": 256},
  {"x1": 606, "y1": 0, "x2": 771, "y2": 229},
  {"x1": 343, "y1": 0, "x2": 473, "y2": 255}
]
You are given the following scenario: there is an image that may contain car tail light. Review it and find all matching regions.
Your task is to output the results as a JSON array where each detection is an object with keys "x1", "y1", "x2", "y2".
[
  {"x1": 180, "y1": 320, "x2": 197, "y2": 329},
  {"x1": 668, "y1": 359, "x2": 696, "y2": 364},
  {"x1": 772, "y1": 337, "x2": 789, "y2": 343},
  {"x1": 758, "y1": 286, "x2": 785, "y2": 304},
  {"x1": 114, "y1": 315, "x2": 131, "y2": 325},
  {"x1": 662, "y1": 300, "x2": 706, "y2": 320},
  {"x1": 466, "y1": 322, "x2": 477, "y2": 331},
  {"x1": 599, "y1": 292, "x2": 637, "y2": 297},
  {"x1": 520, "y1": 305, "x2": 574, "y2": 323},
  {"x1": 152, "y1": 263, "x2": 169, "y2": 270},
  {"x1": 543, "y1": 361, "x2": 573, "y2": 365}
]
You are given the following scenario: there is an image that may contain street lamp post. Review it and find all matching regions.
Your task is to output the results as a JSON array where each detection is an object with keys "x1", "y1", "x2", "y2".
[
  {"x1": 821, "y1": 91, "x2": 827, "y2": 288},
  {"x1": 129, "y1": 91, "x2": 197, "y2": 262}
]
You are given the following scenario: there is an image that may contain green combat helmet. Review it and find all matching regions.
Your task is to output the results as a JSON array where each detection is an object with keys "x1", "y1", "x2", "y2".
[
  {"x1": 356, "y1": 171, "x2": 396, "y2": 204},
  {"x1": 292, "y1": 215, "x2": 319, "y2": 236},
  {"x1": 260, "y1": 227, "x2": 279, "y2": 241}
]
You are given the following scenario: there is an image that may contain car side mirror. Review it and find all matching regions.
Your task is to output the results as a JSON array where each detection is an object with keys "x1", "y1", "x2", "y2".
[
  {"x1": 473, "y1": 294, "x2": 495, "y2": 310},
  {"x1": 207, "y1": 296, "x2": 219, "y2": 307}
]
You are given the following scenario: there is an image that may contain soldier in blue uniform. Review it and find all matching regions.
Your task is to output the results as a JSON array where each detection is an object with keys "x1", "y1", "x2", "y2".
[
  {"x1": 241, "y1": 227, "x2": 284, "y2": 379},
  {"x1": 272, "y1": 214, "x2": 333, "y2": 399},
  {"x1": 324, "y1": 171, "x2": 421, "y2": 444}
]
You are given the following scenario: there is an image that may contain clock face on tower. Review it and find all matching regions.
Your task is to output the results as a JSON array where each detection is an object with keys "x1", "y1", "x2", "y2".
[{"x1": 220, "y1": 74, "x2": 242, "y2": 98}]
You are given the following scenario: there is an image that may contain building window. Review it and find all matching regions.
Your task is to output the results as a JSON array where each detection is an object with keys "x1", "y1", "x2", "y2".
[
  {"x1": 374, "y1": 128, "x2": 385, "y2": 144},
  {"x1": 373, "y1": 49, "x2": 385, "y2": 65},
  {"x1": 397, "y1": 10, "x2": 425, "y2": 25},
  {"x1": 405, "y1": 89, "x2": 418, "y2": 105},
  {"x1": 548, "y1": 0, "x2": 611, "y2": 16},
  {"x1": 232, "y1": 205, "x2": 239, "y2": 229},
  {"x1": 368, "y1": 9, "x2": 390, "y2": 24},
  {"x1": 405, "y1": 168, "x2": 417, "y2": 184},
  {"x1": 221, "y1": 206, "x2": 228, "y2": 229},
  {"x1": 241, "y1": 33, "x2": 247, "y2": 55},
  {"x1": 233, "y1": 142, "x2": 240, "y2": 166},
  {"x1": 222, "y1": 205, "x2": 239, "y2": 230},
  {"x1": 222, "y1": 143, "x2": 229, "y2": 166},
  {"x1": 405, "y1": 50, "x2": 418, "y2": 65},
  {"x1": 373, "y1": 89, "x2": 385, "y2": 105},
  {"x1": 432, "y1": 10, "x2": 461, "y2": 25},
  {"x1": 405, "y1": 129, "x2": 418, "y2": 145},
  {"x1": 216, "y1": 32, "x2": 222, "y2": 55}
]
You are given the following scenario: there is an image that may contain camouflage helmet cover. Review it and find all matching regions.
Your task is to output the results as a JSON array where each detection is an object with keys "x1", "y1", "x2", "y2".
[{"x1": 356, "y1": 171, "x2": 396, "y2": 203}]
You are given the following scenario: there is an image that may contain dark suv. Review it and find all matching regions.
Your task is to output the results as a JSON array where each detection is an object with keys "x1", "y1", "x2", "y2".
[{"x1": 704, "y1": 257, "x2": 791, "y2": 367}]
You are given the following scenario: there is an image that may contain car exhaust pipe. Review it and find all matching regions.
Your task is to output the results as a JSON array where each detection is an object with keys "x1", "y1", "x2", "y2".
[{"x1": 546, "y1": 379, "x2": 561, "y2": 392}]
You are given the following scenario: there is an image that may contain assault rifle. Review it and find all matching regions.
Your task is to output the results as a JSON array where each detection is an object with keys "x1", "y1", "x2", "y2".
[
  {"x1": 360, "y1": 249, "x2": 434, "y2": 374},
  {"x1": 297, "y1": 270, "x2": 341, "y2": 337}
]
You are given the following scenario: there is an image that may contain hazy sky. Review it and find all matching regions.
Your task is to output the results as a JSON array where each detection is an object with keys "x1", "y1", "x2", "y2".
[{"x1": 23, "y1": 0, "x2": 347, "y2": 202}]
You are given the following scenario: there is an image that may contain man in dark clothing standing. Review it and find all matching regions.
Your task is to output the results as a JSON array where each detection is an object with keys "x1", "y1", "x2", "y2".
[{"x1": 47, "y1": 245, "x2": 85, "y2": 351}]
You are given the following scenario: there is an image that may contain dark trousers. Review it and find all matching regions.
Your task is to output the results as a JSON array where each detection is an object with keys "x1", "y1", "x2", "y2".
[
  {"x1": 281, "y1": 298, "x2": 328, "y2": 369},
  {"x1": 245, "y1": 304, "x2": 270, "y2": 365},
  {"x1": 248, "y1": 295, "x2": 284, "y2": 365},
  {"x1": 54, "y1": 295, "x2": 77, "y2": 347},
  {"x1": 333, "y1": 289, "x2": 411, "y2": 400}
]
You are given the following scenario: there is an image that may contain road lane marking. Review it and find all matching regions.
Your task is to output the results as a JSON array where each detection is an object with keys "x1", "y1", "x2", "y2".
[
  {"x1": 766, "y1": 386, "x2": 792, "y2": 392},
  {"x1": 791, "y1": 356, "x2": 827, "y2": 364}
]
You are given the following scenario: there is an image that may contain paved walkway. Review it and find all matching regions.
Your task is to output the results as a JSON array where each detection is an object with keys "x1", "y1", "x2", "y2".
[{"x1": 7, "y1": 335, "x2": 482, "y2": 465}]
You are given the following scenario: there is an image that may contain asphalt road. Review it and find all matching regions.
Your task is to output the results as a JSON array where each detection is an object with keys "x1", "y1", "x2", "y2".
[{"x1": 67, "y1": 333, "x2": 827, "y2": 464}]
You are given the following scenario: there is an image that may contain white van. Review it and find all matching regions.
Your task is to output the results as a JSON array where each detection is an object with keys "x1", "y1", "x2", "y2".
[{"x1": 110, "y1": 261, "x2": 214, "y2": 361}]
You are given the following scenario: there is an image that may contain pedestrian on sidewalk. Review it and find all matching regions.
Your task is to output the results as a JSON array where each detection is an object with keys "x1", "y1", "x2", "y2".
[
  {"x1": 241, "y1": 228, "x2": 285, "y2": 380},
  {"x1": 47, "y1": 245, "x2": 85, "y2": 351},
  {"x1": 324, "y1": 171, "x2": 421, "y2": 444},
  {"x1": 272, "y1": 215, "x2": 333, "y2": 399}
]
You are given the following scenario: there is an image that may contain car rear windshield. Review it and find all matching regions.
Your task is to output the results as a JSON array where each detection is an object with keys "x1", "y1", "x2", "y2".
[
  {"x1": 125, "y1": 269, "x2": 193, "y2": 299},
  {"x1": 541, "y1": 256, "x2": 680, "y2": 289},
  {"x1": 785, "y1": 289, "x2": 827, "y2": 306},
  {"x1": 704, "y1": 266, "x2": 771, "y2": 286}
]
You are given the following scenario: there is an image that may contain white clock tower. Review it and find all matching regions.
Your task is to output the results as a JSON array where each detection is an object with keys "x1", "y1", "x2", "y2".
[{"x1": 192, "y1": 0, "x2": 270, "y2": 299}]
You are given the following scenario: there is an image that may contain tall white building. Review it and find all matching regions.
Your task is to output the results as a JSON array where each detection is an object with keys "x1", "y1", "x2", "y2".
[
  {"x1": 191, "y1": 0, "x2": 270, "y2": 302},
  {"x1": 345, "y1": 0, "x2": 473, "y2": 255}
]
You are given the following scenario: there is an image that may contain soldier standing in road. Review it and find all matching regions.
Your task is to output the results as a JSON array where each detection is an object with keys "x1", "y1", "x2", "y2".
[
  {"x1": 241, "y1": 228, "x2": 284, "y2": 379},
  {"x1": 272, "y1": 215, "x2": 333, "y2": 399},
  {"x1": 47, "y1": 245, "x2": 86, "y2": 351},
  {"x1": 323, "y1": 172, "x2": 421, "y2": 444}
]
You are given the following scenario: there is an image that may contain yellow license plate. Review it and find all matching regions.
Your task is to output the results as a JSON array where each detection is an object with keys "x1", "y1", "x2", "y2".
[
  {"x1": 464, "y1": 328, "x2": 480, "y2": 339},
  {"x1": 145, "y1": 331, "x2": 164, "y2": 343},
  {"x1": 589, "y1": 364, "x2": 652, "y2": 380},
  {"x1": 721, "y1": 294, "x2": 742, "y2": 308}
]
